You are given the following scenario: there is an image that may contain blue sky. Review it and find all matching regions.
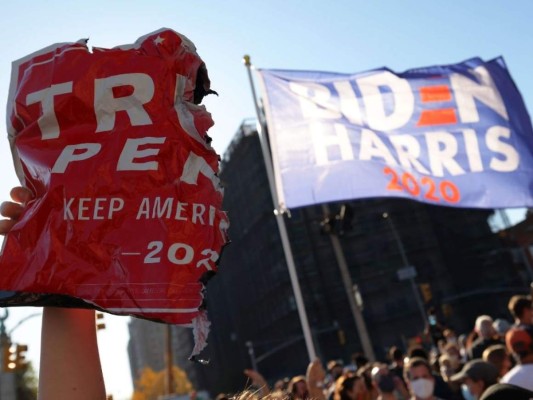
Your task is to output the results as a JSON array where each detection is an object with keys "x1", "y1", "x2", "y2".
[{"x1": 1, "y1": 1, "x2": 532, "y2": 398}]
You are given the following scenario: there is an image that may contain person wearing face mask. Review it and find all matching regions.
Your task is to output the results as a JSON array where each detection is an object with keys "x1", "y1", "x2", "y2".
[
  {"x1": 449, "y1": 360, "x2": 499, "y2": 400},
  {"x1": 406, "y1": 347, "x2": 453, "y2": 399},
  {"x1": 404, "y1": 357, "x2": 445, "y2": 400}
]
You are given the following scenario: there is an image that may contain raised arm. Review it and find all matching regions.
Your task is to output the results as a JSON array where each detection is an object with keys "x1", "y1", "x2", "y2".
[{"x1": 38, "y1": 307, "x2": 105, "y2": 400}]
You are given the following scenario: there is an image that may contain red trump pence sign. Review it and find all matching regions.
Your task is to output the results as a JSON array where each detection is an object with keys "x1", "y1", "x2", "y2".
[{"x1": 1, "y1": 29, "x2": 229, "y2": 334}]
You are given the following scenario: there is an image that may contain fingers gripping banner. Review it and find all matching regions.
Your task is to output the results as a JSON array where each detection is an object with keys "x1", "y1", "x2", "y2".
[{"x1": 1, "y1": 29, "x2": 229, "y2": 353}]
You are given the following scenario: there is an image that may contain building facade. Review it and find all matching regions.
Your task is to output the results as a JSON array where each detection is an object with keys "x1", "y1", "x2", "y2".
[{"x1": 127, "y1": 319, "x2": 209, "y2": 392}]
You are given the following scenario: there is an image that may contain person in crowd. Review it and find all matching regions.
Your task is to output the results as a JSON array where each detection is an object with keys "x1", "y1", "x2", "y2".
[
  {"x1": 406, "y1": 347, "x2": 452, "y2": 399},
  {"x1": 372, "y1": 363, "x2": 409, "y2": 400},
  {"x1": 438, "y1": 354, "x2": 454, "y2": 382},
  {"x1": 306, "y1": 359, "x2": 327, "y2": 400},
  {"x1": 328, "y1": 360, "x2": 345, "y2": 381},
  {"x1": 244, "y1": 369, "x2": 271, "y2": 397},
  {"x1": 442, "y1": 329, "x2": 458, "y2": 346},
  {"x1": 441, "y1": 343, "x2": 464, "y2": 374},
  {"x1": 244, "y1": 360, "x2": 327, "y2": 400},
  {"x1": 428, "y1": 347, "x2": 441, "y2": 377},
  {"x1": 333, "y1": 374, "x2": 368, "y2": 400},
  {"x1": 449, "y1": 360, "x2": 498, "y2": 400},
  {"x1": 482, "y1": 345, "x2": 512, "y2": 379},
  {"x1": 346, "y1": 353, "x2": 373, "y2": 398},
  {"x1": 0, "y1": 186, "x2": 107, "y2": 400},
  {"x1": 500, "y1": 325, "x2": 533, "y2": 390},
  {"x1": 507, "y1": 295, "x2": 533, "y2": 327},
  {"x1": 273, "y1": 378, "x2": 290, "y2": 392},
  {"x1": 352, "y1": 352, "x2": 370, "y2": 372},
  {"x1": 457, "y1": 334, "x2": 469, "y2": 363},
  {"x1": 288, "y1": 375, "x2": 309, "y2": 400},
  {"x1": 425, "y1": 308, "x2": 446, "y2": 347},
  {"x1": 357, "y1": 363, "x2": 379, "y2": 399},
  {"x1": 479, "y1": 383, "x2": 533, "y2": 400},
  {"x1": 326, "y1": 360, "x2": 345, "y2": 400},
  {"x1": 468, "y1": 316, "x2": 503, "y2": 360},
  {"x1": 408, "y1": 346, "x2": 429, "y2": 361},
  {"x1": 439, "y1": 342, "x2": 464, "y2": 399},
  {"x1": 388, "y1": 346, "x2": 408, "y2": 391},
  {"x1": 491, "y1": 319, "x2": 510, "y2": 340},
  {"x1": 404, "y1": 357, "x2": 444, "y2": 400},
  {"x1": 437, "y1": 354, "x2": 463, "y2": 400}
]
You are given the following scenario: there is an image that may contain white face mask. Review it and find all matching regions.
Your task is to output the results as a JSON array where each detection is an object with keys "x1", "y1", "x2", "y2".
[{"x1": 410, "y1": 378, "x2": 434, "y2": 399}]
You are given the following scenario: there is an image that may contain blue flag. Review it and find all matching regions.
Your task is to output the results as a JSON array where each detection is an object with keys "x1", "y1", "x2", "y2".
[{"x1": 257, "y1": 57, "x2": 533, "y2": 209}]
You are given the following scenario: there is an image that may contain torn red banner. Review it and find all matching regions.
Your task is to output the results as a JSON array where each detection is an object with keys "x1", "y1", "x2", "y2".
[{"x1": 1, "y1": 29, "x2": 229, "y2": 341}]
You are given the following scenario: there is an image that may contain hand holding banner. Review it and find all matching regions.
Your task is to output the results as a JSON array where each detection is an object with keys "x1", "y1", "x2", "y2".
[{"x1": 1, "y1": 29, "x2": 229, "y2": 355}]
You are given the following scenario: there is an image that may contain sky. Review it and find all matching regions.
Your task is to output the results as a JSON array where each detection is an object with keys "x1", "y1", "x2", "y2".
[{"x1": 0, "y1": 1, "x2": 532, "y2": 399}]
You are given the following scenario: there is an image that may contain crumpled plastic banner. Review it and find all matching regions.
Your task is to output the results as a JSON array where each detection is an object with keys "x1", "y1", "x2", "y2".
[{"x1": 1, "y1": 28, "x2": 229, "y2": 355}]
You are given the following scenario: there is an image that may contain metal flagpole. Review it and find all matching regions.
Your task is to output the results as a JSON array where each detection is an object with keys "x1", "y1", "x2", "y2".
[
  {"x1": 322, "y1": 204, "x2": 375, "y2": 361},
  {"x1": 243, "y1": 55, "x2": 317, "y2": 362}
]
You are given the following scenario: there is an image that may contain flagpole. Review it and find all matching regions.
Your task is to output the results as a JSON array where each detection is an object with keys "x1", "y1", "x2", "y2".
[{"x1": 243, "y1": 55, "x2": 317, "y2": 362}]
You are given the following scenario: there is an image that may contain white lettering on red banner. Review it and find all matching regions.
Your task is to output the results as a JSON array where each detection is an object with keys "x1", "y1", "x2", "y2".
[{"x1": 1, "y1": 29, "x2": 229, "y2": 345}]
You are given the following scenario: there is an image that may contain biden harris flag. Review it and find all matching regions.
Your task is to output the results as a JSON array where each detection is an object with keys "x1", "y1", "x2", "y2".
[{"x1": 257, "y1": 57, "x2": 533, "y2": 210}]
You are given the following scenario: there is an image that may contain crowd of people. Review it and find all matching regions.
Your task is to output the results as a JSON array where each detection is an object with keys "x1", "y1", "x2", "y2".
[{"x1": 224, "y1": 295, "x2": 533, "y2": 400}]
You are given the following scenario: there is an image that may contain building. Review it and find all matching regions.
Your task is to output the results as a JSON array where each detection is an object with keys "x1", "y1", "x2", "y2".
[
  {"x1": 499, "y1": 211, "x2": 533, "y2": 283},
  {"x1": 128, "y1": 119, "x2": 530, "y2": 396},
  {"x1": 127, "y1": 318, "x2": 209, "y2": 392},
  {"x1": 128, "y1": 318, "x2": 165, "y2": 383}
]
